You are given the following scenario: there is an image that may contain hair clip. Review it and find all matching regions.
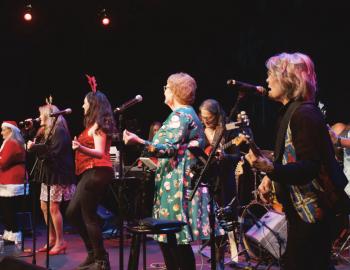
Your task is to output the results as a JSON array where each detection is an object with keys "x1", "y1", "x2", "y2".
[{"x1": 85, "y1": 74, "x2": 97, "y2": 93}]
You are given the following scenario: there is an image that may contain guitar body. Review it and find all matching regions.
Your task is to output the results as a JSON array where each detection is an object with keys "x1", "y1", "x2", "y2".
[{"x1": 204, "y1": 145, "x2": 213, "y2": 156}]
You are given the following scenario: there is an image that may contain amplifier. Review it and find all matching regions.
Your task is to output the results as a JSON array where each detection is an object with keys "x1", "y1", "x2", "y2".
[{"x1": 245, "y1": 210, "x2": 287, "y2": 259}]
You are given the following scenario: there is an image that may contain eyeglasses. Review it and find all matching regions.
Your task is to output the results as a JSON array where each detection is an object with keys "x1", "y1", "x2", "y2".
[
  {"x1": 201, "y1": 114, "x2": 216, "y2": 122},
  {"x1": 163, "y1": 85, "x2": 171, "y2": 92}
]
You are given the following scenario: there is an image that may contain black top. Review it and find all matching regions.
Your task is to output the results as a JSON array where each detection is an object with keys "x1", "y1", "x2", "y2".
[
  {"x1": 31, "y1": 124, "x2": 76, "y2": 185},
  {"x1": 270, "y1": 102, "x2": 347, "y2": 188}
]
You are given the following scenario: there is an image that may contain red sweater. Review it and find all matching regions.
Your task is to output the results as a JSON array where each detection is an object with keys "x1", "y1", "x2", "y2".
[{"x1": 0, "y1": 139, "x2": 26, "y2": 185}]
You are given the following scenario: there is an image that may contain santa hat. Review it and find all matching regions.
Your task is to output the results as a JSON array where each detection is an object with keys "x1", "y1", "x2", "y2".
[{"x1": 2, "y1": 121, "x2": 20, "y2": 133}]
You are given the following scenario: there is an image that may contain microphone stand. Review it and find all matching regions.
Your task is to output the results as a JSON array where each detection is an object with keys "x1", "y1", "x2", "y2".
[
  {"x1": 43, "y1": 116, "x2": 59, "y2": 270},
  {"x1": 189, "y1": 91, "x2": 246, "y2": 270},
  {"x1": 114, "y1": 111, "x2": 126, "y2": 270},
  {"x1": 24, "y1": 117, "x2": 58, "y2": 269}
]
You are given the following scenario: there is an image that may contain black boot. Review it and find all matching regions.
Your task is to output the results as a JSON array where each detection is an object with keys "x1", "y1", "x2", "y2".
[
  {"x1": 87, "y1": 253, "x2": 110, "y2": 270},
  {"x1": 76, "y1": 251, "x2": 95, "y2": 270}
]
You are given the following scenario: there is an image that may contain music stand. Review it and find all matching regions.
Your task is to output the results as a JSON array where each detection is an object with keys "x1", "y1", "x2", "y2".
[{"x1": 139, "y1": 157, "x2": 157, "y2": 171}]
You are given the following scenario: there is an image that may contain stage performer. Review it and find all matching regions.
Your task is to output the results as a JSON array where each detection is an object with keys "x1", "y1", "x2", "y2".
[
  {"x1": 198, "y1": 99, "x2": 242, "y2": 267},
  {"x1": 245, "y1": 52, "x2": 348, "y2": 270},
  {"x1": 0, "y1": 121, "x2": 26, "y2": 244},
  {"x1": 66, "y1": 75, "x2": 115, "y2": 270},
  {"x1": 27, "y1": 99, "x2": 76, "y2": 255},
  {"x1": 123, "y1": 72, "x2": 205, "y2": 270}
]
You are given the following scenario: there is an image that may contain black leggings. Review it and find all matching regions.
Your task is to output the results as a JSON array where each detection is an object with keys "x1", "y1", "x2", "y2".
[
  {"x1": 66, "y1": 167, "x2": 113, "y2": 259},
  {"x1": 159, "y1": 242, "x2": 196, "y2": 270},
  {"x1": 0, "y1": 196, "x2": 23, "y2": 233}
]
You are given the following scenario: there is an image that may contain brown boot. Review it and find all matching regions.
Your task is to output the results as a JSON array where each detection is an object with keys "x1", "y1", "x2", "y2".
[
  {"x1": 76, "y1": 251, "x2": 95, "y2": 270},
  {"x1": 86, "y1": 253, "x2": 110, "y2": 270}
]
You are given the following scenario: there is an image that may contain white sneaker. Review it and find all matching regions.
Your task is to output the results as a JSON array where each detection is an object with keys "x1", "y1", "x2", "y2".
[
  {"x1": 10, "y1": 231, "x2": 22, "y2": 243},
  {"x1": 2, "y1": 230, "x2": 12, "y2": 241}
]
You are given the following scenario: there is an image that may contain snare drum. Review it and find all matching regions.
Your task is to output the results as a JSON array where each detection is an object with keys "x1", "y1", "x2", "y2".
[{"x1": 240, "y1": 202, "x2": 287, "y2": 260}]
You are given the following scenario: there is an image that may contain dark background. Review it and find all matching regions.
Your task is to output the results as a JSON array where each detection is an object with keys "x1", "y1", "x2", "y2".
[{"x1": 1, "y1": 0, "x2": 349, "y2": 157}]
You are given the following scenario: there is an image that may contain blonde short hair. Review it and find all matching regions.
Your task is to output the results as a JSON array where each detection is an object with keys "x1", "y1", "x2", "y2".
[
  {"x1": 167, "y1": 72, "x2": 197, "y2": 105},
  {"x1": 266, "y1": 52, "x2": 317, "y2": 102}
]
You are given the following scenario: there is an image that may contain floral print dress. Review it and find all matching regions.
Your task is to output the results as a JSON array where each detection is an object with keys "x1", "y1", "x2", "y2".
[{"x1": 145, "y1": 106, "x2": 208, "y2": 244}]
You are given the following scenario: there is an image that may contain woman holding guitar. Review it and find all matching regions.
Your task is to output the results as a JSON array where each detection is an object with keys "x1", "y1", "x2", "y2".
[
  {"x1": 199, "y1": 99, "x2": 241, "y2": 208},
  {"x1": 245, "y1": 52, "x2": 348, "y2": 270},
  {"x1": 198, "y1": 99, "x2": 242, "y2": 267}
]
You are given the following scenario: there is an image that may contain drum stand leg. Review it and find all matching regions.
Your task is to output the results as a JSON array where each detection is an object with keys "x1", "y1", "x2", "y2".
[{"x1": 333, "y1": 232, "x2": 350, "y2": 264}]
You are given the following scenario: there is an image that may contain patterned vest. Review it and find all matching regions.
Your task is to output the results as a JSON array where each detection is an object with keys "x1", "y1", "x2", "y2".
[{"x1": 278, "y1": 124, "x2": 324, "y2": 223}]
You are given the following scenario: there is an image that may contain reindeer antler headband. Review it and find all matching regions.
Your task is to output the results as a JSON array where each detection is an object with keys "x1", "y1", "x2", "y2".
[
  {"x1": 85, "y1": 74, "x2": 97, "y2": 93},
  {"x1": 45, "y1": 95, "x2": 53, "y2": 106}
]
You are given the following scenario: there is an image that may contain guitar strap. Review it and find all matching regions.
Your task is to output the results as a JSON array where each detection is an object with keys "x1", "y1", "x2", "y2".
[
  {"x1": 272, "y1": 101, "x2": 302, "y2": 206},
  {"x1": 274, "y1": 101, "x2": 303, "y2": 163},
  {"x1": 211, "y1": 126, "x2": 225, "y2": 149}
]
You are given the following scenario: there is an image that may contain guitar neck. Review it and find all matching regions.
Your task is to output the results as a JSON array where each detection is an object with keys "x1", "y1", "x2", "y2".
[{"x1": 249, "y1": 140, "x2": 262, "y2": 157}]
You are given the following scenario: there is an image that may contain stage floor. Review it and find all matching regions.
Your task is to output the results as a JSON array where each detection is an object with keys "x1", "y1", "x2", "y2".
[{"x1": 1, "y1": 226, "x2": 350, "y2": 270}]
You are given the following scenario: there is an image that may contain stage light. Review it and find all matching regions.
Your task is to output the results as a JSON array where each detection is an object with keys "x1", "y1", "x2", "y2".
[
  {"x1": 100, "y1": 9, "x2": 110, "y2": 26},
  {"x1": 102, "y1": 17, "x2": 110, "y2": 26},
  {"x1": 23, "y1": 4, "x2": 32, "y2": 21}
]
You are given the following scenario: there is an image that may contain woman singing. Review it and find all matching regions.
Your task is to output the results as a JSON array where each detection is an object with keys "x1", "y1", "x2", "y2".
[
  {"x1": 66, "y1": 76, "x2": 115, "y2": 270},
  {"x1": 123, "y1": 72, "x2": 205, "y2": 270},
  {"x1": 27, "y1": 102, "x2": 76, "y2": 255}
]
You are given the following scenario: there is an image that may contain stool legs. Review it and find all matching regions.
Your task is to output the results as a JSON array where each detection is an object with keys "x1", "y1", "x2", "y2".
[
  {"x1": 142, "y1": 234, "x2": 147, "y2": 270},
  {"x1": 128, "y1": 233, "x2": 141, "y2": 270}
]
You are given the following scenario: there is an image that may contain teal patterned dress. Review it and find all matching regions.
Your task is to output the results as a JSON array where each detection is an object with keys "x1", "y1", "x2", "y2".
[{"x1": 144, "y1": 106, "x2": 207, "y2": 244}]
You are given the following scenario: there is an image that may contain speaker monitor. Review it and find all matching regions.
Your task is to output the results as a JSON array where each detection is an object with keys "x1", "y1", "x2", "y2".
[{"x1": 0, "y1": 256, "x2": 46, "y2": 270}]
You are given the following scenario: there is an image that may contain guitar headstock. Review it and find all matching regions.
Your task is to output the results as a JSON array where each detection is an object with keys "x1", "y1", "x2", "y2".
[
  {"x1": 236, "y1": 111, "x2": 262, "y2": 157},
  {"x1": 237, "y1": 111, "x2": 250, "y2": 127},
  {"x1": 318, "y1": 101, "x2": 327, "y2": 119}
]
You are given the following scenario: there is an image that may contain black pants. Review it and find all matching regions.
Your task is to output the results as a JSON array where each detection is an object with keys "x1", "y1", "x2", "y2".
[
  {"x1": 283, "y1": 209, "x2": 333, "y2": 270},
  {"x1": 0, "y1": 196, "x2": 23, "y2": 233},
  {"x1": 66, "y1": 167, "x2": 113, "y2": 260},
  {"x1": 159, "y1": 242, "x2": 196, "y2": 270}
]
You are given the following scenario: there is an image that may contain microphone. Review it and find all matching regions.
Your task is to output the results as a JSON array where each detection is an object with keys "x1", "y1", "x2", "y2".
[
  {"x1": 114, "y1": 95, "x2": 143, "y2": 113},
  {"x1": 19, "y1": 117, "x2": 41, "y2": 126},
  {"x1": 227, "y1": 79, "x2": 269, "y2": 96},
  {"x1": 49, "y1": 108, "x2": 72, "y2": 117}
]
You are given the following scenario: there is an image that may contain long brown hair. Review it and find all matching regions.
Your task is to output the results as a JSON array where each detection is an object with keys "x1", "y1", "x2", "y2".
[{"x1": 84, "y1": 91, "x2": 116, "y2": 138}]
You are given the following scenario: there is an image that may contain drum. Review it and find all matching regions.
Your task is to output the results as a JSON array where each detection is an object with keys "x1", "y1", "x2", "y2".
[{"x1": 240, "y1": 202, "x2": 287, "y2": 260}]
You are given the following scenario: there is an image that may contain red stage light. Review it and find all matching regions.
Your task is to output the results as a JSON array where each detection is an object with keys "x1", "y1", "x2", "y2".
[
  {"x1": 102, "y1": 17, "x2": 110, "y2": 26},
  {"x1": 24, "y1": 12, "x2": 32, "y2": 21},
  {"x1": 23, "y1": 4, "x2": 32, "y2": 22}
]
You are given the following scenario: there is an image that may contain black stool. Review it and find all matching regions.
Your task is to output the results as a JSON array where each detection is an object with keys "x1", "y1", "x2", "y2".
[{"x1": 127, "y1": 218, "x2": 186, "y2": 270}]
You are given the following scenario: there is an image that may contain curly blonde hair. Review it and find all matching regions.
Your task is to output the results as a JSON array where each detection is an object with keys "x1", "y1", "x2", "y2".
[
  {"x1": 167, "y1": 72, "x2": 197, "y2": 105},
  {"x1": 266, "y1": 52, "x2": 317, "y2": 102}
]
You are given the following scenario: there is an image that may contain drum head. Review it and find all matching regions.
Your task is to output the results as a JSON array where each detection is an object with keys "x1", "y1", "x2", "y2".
[{"x1": 240, "y1": 202, "x2": 271, "y2": 260}]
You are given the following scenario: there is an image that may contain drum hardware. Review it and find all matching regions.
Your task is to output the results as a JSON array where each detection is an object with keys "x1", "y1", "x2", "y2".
[
  {"x1": 239, "y1": 202, "x2": 287, "y2": 269},
  {"x1": 332, "y1": 217, "x2": 350, "y2": 265},
  {"x1": 215, "y1": 198, "x2": 252, "y2": 267},
  {"x1": 332, "y1": 232, "x2": 350, "y2": 264}
]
